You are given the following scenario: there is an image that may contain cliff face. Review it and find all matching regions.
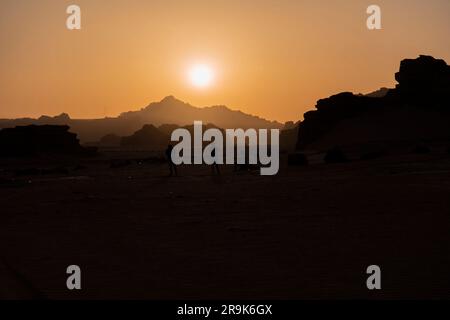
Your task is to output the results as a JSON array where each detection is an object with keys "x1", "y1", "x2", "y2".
[
  {"x1": 297, "y1": 55, "x2": 450, "y2": 150},
  {"x1": 297, "y1": 93, "x2": 383, "y2": 149}
]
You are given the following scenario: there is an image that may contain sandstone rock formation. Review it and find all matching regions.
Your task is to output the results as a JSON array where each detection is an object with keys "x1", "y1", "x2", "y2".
[
  {"x1": 0, "y1": 125, "x2": 92, "y2": 156},
  {"x1": 297, "y1": 55, "x2": 450, "y2": 151}
]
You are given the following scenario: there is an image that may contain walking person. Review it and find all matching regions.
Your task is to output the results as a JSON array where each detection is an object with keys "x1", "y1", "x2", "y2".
[{"x1": 165, "y1": 144, "x2": 178, "y2": 176}]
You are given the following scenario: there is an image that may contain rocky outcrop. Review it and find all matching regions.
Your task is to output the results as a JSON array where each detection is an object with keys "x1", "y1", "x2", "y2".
[
  {"x1": 297, "y1": 93, "x2": 382, "y2": 149},
  {"x1": 297, "y1": 55, "x2": 450, "y2": 150},
  {"x1": 395, "y1": 55, "x2": 450, "y2": 106},
  {"x1": 365, "y1": 87, "x2": 391, "y2": 98},
  {"x1": 0, "y1": 125, "x2": 92, "y2": 156}
]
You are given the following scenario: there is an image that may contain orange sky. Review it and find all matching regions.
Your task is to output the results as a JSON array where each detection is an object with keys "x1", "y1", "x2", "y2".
[{"x1": 1, "y1": 0, "x2": 449, "y2": 122}]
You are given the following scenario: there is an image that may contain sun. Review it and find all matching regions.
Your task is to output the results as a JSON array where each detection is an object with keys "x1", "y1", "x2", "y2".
[{"x1": 188, "y1": 64, "x2": 215, "y2": 88}]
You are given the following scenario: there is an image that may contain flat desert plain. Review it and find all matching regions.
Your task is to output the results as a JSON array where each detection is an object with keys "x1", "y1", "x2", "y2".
[{"x1": 1, "y1": 151, "x2": 449, "y2": 299}]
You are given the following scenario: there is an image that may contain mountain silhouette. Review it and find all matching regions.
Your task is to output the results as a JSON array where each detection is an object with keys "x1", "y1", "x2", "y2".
[
  {"x1": 116, "y1": 122, "x2": 227, "y2": 150},
  {"x1": 0, "y1": 97, "x2": 282, "y2": 143},
  {"x1": 119, "y1": 95, "x2": 281, "y2": 130}
]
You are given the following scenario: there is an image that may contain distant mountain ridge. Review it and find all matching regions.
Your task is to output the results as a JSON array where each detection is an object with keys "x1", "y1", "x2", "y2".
[
  {"x1": 0, "y1": 96, "x2": 282, "y2": 143},
  {"x1": 119, "y1": 96, "x2": 281, "y2": 129}
]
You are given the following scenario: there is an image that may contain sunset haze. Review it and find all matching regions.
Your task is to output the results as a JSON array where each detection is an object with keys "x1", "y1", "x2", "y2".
[{"x1": 1, "y1": 0, "x2": 450, "y2": 122}]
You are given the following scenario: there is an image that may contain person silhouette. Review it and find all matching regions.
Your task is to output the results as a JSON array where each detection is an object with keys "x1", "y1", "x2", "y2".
[
  {"x1": 211, "y1": 148, "x2": 220, "y2": 175},
  {"x1": 165, "y1": 144, "x2": 178, "y2": 176}
]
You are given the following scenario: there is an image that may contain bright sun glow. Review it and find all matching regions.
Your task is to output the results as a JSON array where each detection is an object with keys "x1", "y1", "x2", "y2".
[{"x1": 188, "y1": 64, "x2": 214, "y2": 88}]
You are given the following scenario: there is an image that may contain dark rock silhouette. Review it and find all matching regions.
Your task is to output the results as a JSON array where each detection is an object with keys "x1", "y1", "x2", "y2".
[
  {"x1": 297, "y1": 55, "x2": 450, "y2": 151},
  {"x1": 120, "y1": 124, "x2": 169, "y2": 149},
  {"x1": 280, "y1": 125, "x2": 299, "y2": 152},
  {"x1": 158, "y1": 124, "x2": 181, "y2": 136},
  {"x1": 365, "y1": 87, "x2": 391, "y2": 98},
  {"x1": 0, "y1": 125, "x2": 94, "y2": 157},
  {"x1": 297, "y1": 92, "x2": 381, "y2": 149},
  {"x1": 395, "y1": 55, "x2": 450, "y2": 106},
  {"x1": 99, "y1": 134, "x2": 121, "y2": 147},
  {"x1": 38, "y1": 113, "x2": 71, "y2": 123},
  {"x1": 283, "y1": 121, "x2": 298, "y2": 130}
]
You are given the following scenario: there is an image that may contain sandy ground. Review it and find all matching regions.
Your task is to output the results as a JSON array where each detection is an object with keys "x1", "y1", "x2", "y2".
[{"x1": 0, "y1": 151, "x2": 449, "y2": 299}]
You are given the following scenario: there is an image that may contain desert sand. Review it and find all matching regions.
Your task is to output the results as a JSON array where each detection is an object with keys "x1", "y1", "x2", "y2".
[{"x1": 1, "y1": 149, "x2": 449, "y2": 300}]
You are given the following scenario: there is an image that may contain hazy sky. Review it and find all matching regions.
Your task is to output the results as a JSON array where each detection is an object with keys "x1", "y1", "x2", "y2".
[{"x1": 1, "y1": 0, "x2": 449, "y2": 122}]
